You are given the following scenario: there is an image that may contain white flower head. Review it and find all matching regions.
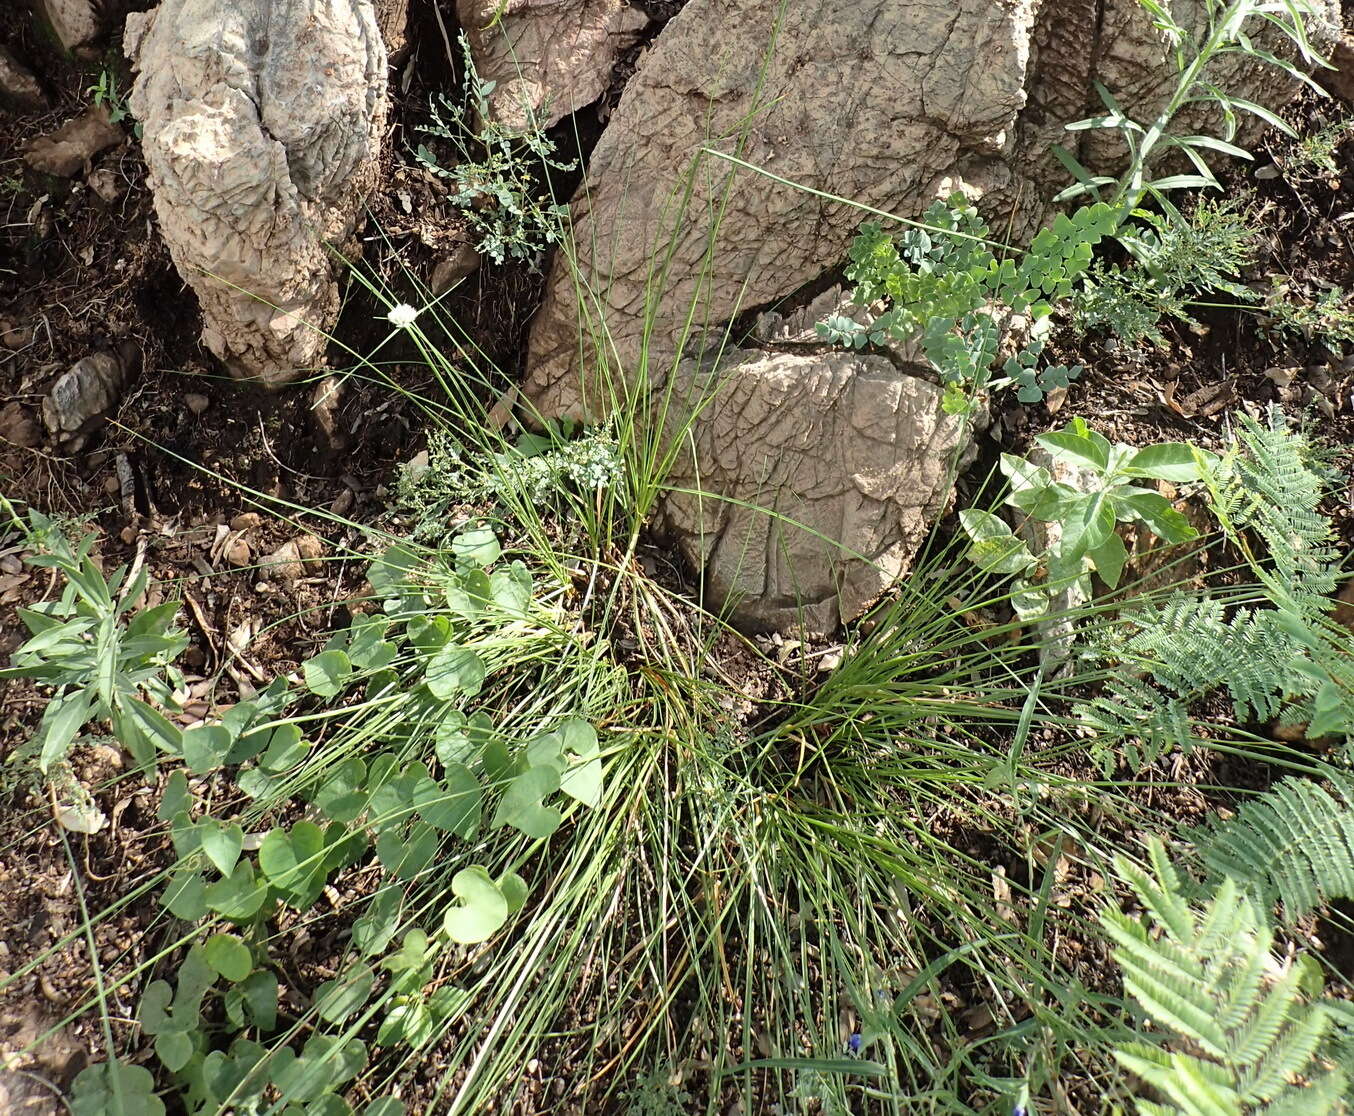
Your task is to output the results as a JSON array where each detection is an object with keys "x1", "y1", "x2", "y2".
[{"x1": 387, "y1": 303, "x2": 419, "y2": 329}]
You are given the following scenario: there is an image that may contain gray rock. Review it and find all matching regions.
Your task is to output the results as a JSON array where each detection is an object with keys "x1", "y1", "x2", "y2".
[
  {"x1": 41, "y1": 343, "x2": 140, "y2": 451},
  {"x1": 661, "y1": 348, "x2": 973, "y2": 634},
  {"x1": 0, "y1": 44, "x2": 47, "y2": 113},
  {"x1": 23, "y1": 106, "x2": 122, "y2": 177},
  {"x1": 522, "y1": 0, "x2": 1339, "y2": 422},
  {"x1": 126, "y1": 0, "x2": 388, "y2": 386},
  {"x1": 458, "y1": 0, "x2": 650, "y2": 130},
  {"x1": 431, "y1": 241, "x2": 482, "y2": 294}
]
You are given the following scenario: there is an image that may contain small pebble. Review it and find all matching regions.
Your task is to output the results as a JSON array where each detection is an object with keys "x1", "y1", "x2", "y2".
[
  {"x1": 102, "y1": 475, "x2": 121, "y2": 495},
  {"x1": 230, "y1": 512, "x2": 262, "y2": 531},
  {"x1": 225, "y1": 539, "x2": 251, "y2": 567},
  {"x1": 185, "y1": 393, "x2": 210, "y2": 415},
  {"x1": 120, "y1": 526, "x2": 137, "y2": 544},
  {"x1": 330, "y1": 488, "x2": 355, "y2": 516}
]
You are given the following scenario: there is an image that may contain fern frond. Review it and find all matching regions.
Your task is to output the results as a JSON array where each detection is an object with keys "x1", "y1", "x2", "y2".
[
  {"x1": 1189, "y1": 774, "x2": 1354, "y2": 923},
  {"x1": 1105, "y1": 837, "x2": 1347, "y2": 1116}
]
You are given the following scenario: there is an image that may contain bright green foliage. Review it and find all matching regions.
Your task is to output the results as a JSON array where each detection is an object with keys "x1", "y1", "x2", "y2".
[
  {"x1": 1189, "y1": 773, "x2": 1354, "y2": 925},
  {"x1": 1056, "y1": 0, "x2": 1328, "y2": 210},
  {"x1": 1073, "y1": 196, "x2": 1261, "y2": 344},
  {"x1": 70, "y1": 1059, "x2": 165, "y2": 1116},
  {"x1": 0, "y1": 511, "x2": 188, "y2": 774},
  {"x1": 1084, "y1": 412, "x2": 1352, "y2": 765},
  {"x1": 413, "y1": 33, "x2": 574, "y2": 266},
  {"x1": 1104, "y1": 837, "x2": 1349, "y2": 1115},
  {"x1": 820, "y1": 196, "x2": 1114, "y2": 411},
  {"x1": 959, "y1": 418, "x2": 1208, "y2": 621}
]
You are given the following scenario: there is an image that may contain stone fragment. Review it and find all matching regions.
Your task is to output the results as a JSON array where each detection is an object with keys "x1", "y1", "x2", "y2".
[
  {"x1": 33, "y1": 0, "x2": 101, "y2": 53},
  {"x1": 661, "y1": 348, "x2": 972, "y2": 634},
  {"x1": 431, "y1": 242, "x2": 482, "y2": 294},
  {"x1": 263, "y1": 535, "x2": 324, "y2": 580},
  {"x1": 41, "y1": 343, "x2": 139, "y2": 450},
  {"x1": 457, "y1": 0, "x2": 650, "y2": 130},
  {"x1": 23, "y1": 106, "x2": 122, "y2": 177},
  {"x1": 0, "y1": 402, "x2": 42, "y2": 448},
  {"x1": 126, "y1": 0, "x2": 388, "y2": 385},
  {"x1": 86, "y1": 166, "x2": 124, "y2": 204},
  {"x1": 185, "y1": 392, "x2": 209, "y2": 415},
  {"x1": 0, "y1": 44, "x2": 47, "y2": 112}
]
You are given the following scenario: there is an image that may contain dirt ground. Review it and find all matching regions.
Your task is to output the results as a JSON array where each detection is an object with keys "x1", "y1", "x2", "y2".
[{"x1": 2, "y1": 1, "x2": 1354, "y2": 1113}]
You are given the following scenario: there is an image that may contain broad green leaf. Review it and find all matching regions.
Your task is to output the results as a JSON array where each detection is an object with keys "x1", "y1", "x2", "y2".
[
  {"x1": 161, "y1": 869, "x2": 208, "y2": 921},
  {"x1": 259, "y1": 821, "x2": 326, "y2": 902},
  {"x1": 198, "y1": 820, "x2": 245, "y2": 876},
  {"x1": 499, "y1": 871, "x2": 529, "y2": 914},
  {"x1": 353, "y1": 887, "x2": 401, "y2": 957},
  {"x1": 138, "y1": 981, "x2": 175, "y2": 1034},
  {"x1": 204, "y1": 862, "x2": 270, "y2": 922},
  {"x1": 425, "y1": 647, "x2": 486, "y2": 700},
  {"x1": 155, "y1": 1030, "x2": 194, "y2": 1073},
  {"x1": 1113, "y1": 489, "x2": 1198, "y2": 544},
  {"x1": 489, "y1": 562, "x2": 533, "y2": 613},
  {"x1": 1000, "y1": 453, "x2": 1053, "y2": 493},
  {"x1": 203, "y1": 933, "x2": 253, "y2": 982},
  {"x1": 304, "y1": 650, "x2": 352, "y2": 698},
  {"x1": 1122, "y1": 442, "x2": 1215, "y2": 482},
  {"x1": 442, "y1": 866, "x2": 510, "y2": 944},
  {"x1": 365, "y1": 1100, "x2": 407, "y2": 1116},
  {"x1": 1060, "y1": 492, "x2": 1117, "y2": 558},
  {"x1": 71, "y1": 1060, "x2": 166, "y2": 1116},
  {"x1": 37, "y1": 689, "x2": 94, "y2": 775},
  {"x1": 260, "y1": 723, "x2": 308, "y2": 773},
  {"x1": 558, "y1": 720, "x2": 603, "y2": 808},
  {"x1": 157, "y1": 770, "x2": 192, "y2": 822},
  {"x1": 1007, "y1": 481, "x2": 1082, "y2": 522},
  {"x1": 1089, "y1": 532, "x2": 1129, "y2": 589},
  {"x1": 314, "y1": 758, "x2": 369, "y2": 823},
  {"x1": 493, "y1": 765, "x2": 562, "y2": 839},
  {"x1": 378, "y1": 1002, "x2": 435, "y2": 1049},
  {"x1": 452, "y1": 526, "x2": 501, "y2": 568},
  {"x1": 414, "y1": 767, "x2": 481, "y2": 838},
  {"x1": 315, "y1": 964, "x2": 375, "y2": 1024},
  {"x1": 959, "y1": 509, "x2": 1036, "y2": 575},
  {"x1": 1035, "y1": 431, "x2": 1109, "y2": 473},
  {"x1": 237, "y1": 968, "x2": 278, "y2": 1031}
]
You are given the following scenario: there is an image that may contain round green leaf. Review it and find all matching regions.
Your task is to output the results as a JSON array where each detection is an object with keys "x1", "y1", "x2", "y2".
[
  {"x1": 303, "y1": 650, "x2": 352, "y2": 698},
  {"x1": 198, "y1": 820, "x2": 244, "y2": 877},
  {"x1": 203, "y1": 933, "x2": 253, "y2": 983},
  {"x1": 442, "y1": 866, "x2": 510, "y2": 944}
]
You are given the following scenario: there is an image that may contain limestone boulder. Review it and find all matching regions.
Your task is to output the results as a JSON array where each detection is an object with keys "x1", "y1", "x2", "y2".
[
  {"x1": 457, "y1": 0, "x2": 650, "y2": 130},
  {"x1": 662, "y1": 348, "x2": 972, "y2": 634},
  {"x1": 126, "y1": 0, "x2": 388, "y2": 386},
  {"x1": 523, "y1": 0, "x2": 1340, "y2": 421}
]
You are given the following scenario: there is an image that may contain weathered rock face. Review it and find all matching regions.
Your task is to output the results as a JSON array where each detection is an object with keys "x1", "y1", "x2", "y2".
[
  {"x1": 663, "y1": 347, "x2": 972, "y2": 635},
  {"x1": 523, "y1": 0, "x2": 1340, "y2": 420},
  {"x1": 33, "y1": 0, "x2": 101, "y2": 54},
  {"x1": 521, "y1": 0, "x2": 1337, "y2": 631},
  {"x1": 126, "y1": 0, "x2": 388, "y2": 386},
  {"x1": 458, "y1": 0, "x2": 650, "y2": 130}
]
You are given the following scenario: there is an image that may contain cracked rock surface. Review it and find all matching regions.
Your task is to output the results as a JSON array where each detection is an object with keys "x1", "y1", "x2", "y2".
[
  {"x1": 662, "y1": 347, "x2": 972, "y2": 635},
  {"x1": 523, "y1": 0, "x2": 1339, "y2": 421},
  {"x1": 126, "y1": 0, "x2": 387, "y2": 386},
  {"x1": 458, "y1": 0, "x2": 650, "y2": 130}
]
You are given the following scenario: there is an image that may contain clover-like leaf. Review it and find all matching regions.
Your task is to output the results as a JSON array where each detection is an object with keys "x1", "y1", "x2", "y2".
[
  {"x1": 198, "y1": 820, "x2": 244, "y2": 876},
  {"x1": 204, "y1": 861, "x2": 270, "y2": 922},
  {"x1": 452, "y1": 525, "x2": 501, "y2": 568},
  {"x1": 442, "y1": 866, "x2": 511, "y2": 944},
  {"x1": 414, "y1": 766, "x2": 481, "y2": 838},
  {"x1": 203, "y1": 932, "x2": 253, "y2": 983},
  {"x1": 493, "y1": 765, "x2": 562, "y2": 839},
  {"x1": 181, "y1": 724, "x2": 232, "y2": 775},
  {"x1": 304, "y1": 650, "x2": 352, "y2": 698},
  {"x1": 425, "y1": 646, "x2": 486, "y2": 700}
]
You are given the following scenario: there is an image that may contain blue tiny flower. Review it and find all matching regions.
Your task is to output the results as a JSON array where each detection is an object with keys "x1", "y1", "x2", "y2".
[
  {"x1": 847, "y1": 1033, "x2": 862, "y2": 1054},
  {"x1": 1012, "y1": 1106, "x2": 1027, "y2": 1116}
]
